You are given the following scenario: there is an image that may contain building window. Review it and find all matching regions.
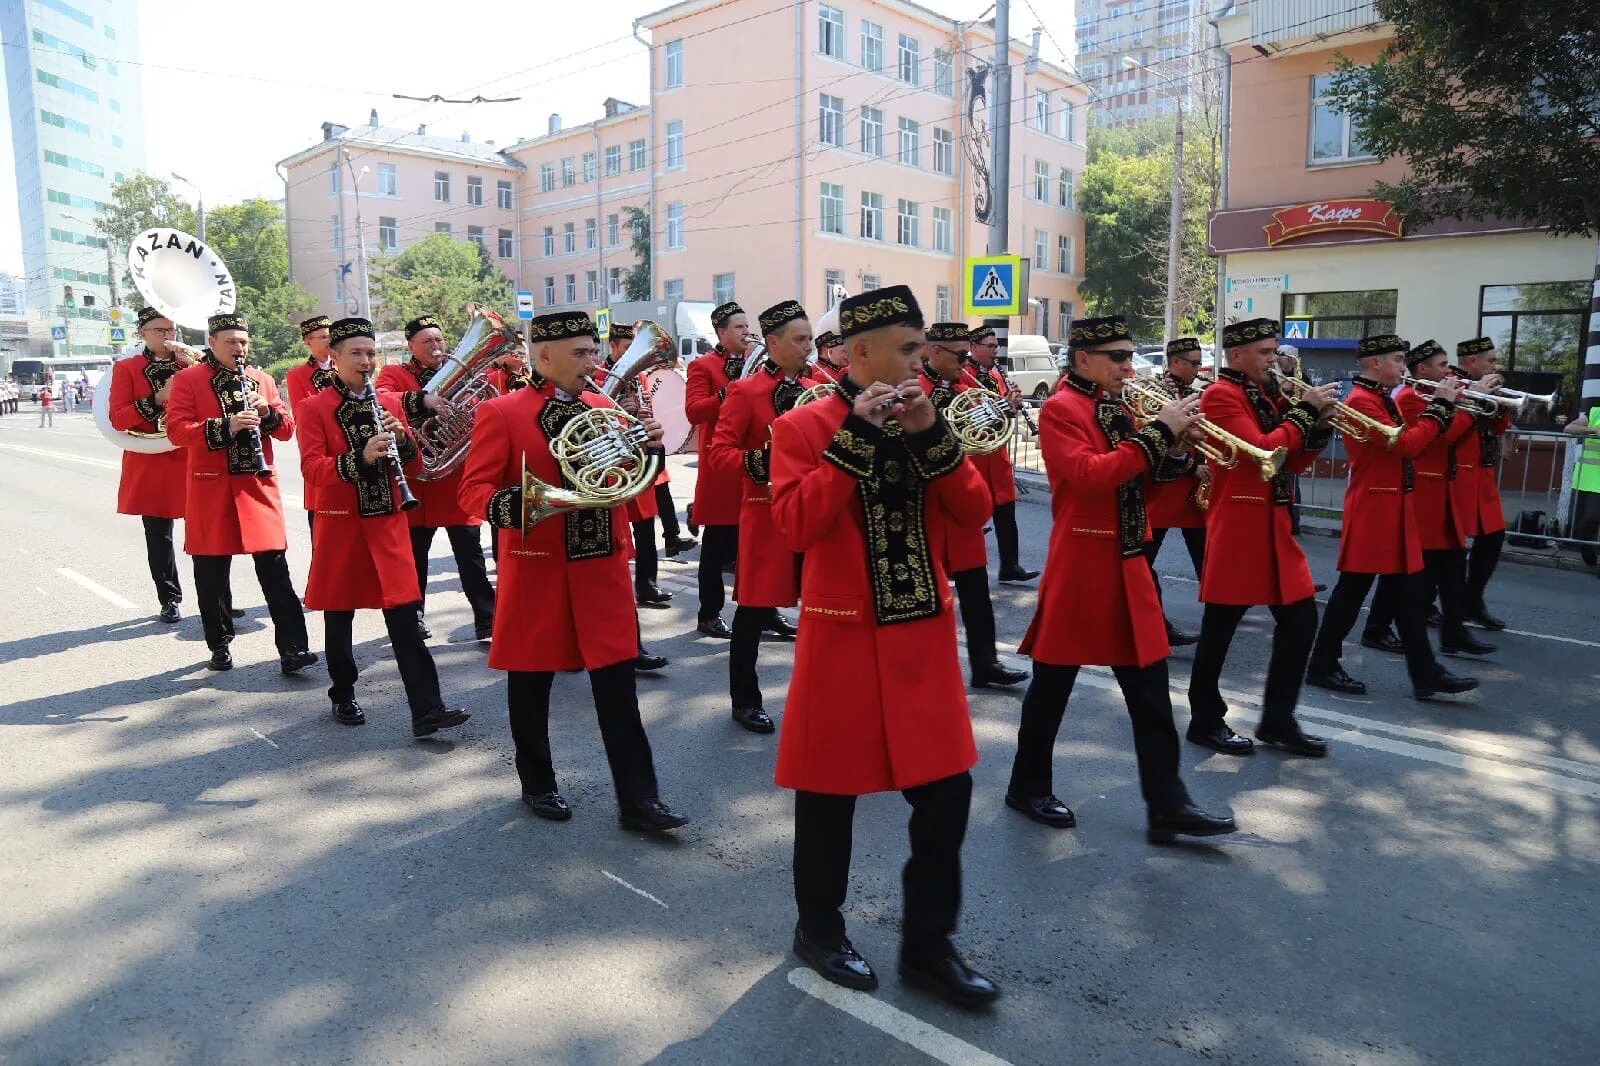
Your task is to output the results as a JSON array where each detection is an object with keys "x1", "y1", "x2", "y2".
[
  {"x1": 561, "y1": 157, "x2": 576, "y2": 186},
  {"x1": 861, "y1": 107, "x2": 884, "y2": 157},
  {"x1": 604, "y1": 146, "x2": 621, "y2": 176},
  {"x1": 666, "y1": 202, "x2": 684, "y2": 249},
  {"x1": 542, "y1": 227, "x2": 555, "y2": 256},
  {"x1": 932, "y1": 206, "x2": 952, "y2": 252},
  {"x1": 329, "y1": 216, "x2": 341, "y2": 251},
  {"x1": 544, "y1": 277, "x2": 556, "y2": 305},
  {"x1": 1059, "y1": 300, "x2": 1074, "y2": 340},
  {"x1": 896, "y1": 199, "x2": 919, "y2": 247},
  {"x1": 664, "y1": 39, "x2": 684, "y2": 88},
  {"x1": 861, "y1": 273, "x2": 880, "y2": 291},
  {"x1": 860, "y1": 191, "x2": 884, "y2": 241},
  {"x1": 377, "y1": 163, "x2": 396, "y2": 196},
  {"x1": 584, "y1": 218, "x2": 597, "y2": 250},
  {"x1": 713, "y1": 273, "x2": 736, "y2": 305},
  {"x1": 1309, "y1": 73, "x2": 1376, "y2": 164},
  {"x1": 1277, "y1": 289, "x2": 1397, "y2": 341},
  {"x1": 664, "y1": 279, "x2": 684, "y2": 301},
  {"x1": 467, "y1": 225, "x2": 485, "y2": 250},
  {"x1": 434, "y1": 171, "x2": 450, "y2": 202},
  {"x1": 1058, "y1": 167, "x2": 1074, "y2": 209},
  {"x1": 1060, "y1": 104, "x2": 1075, "y2": 142},
  {"x1": 666, "y1": 120, "x2": 684, "y2": 169},
  {"x1": 377, "y1": 217, "x2": 397, "y2": 251},
  {"x1": 1034, "y1": 90, "x2": 1050, "y2": 131},
  {"x1": 861, "y1": 21, "x2": 885, "y2": 73},
  {"x1": 607, "y1": 213, "x2": 621, "y2": 246},
  {"x1": 1034, "y1": 160, "x2": 1049, "y2": 200},
  {"x1": 897, "y1": 34, "x2": 920, "y2": 84},
  {"x1": 820, "y1": 182, "x2": 845, "y2": 234},
  {"x1": 825, "y1": 269, "x2": 845, "y2": 307},
  {"x1": 580, "y1": 152, "x2": 595, "y2": 182},
  {"x1": 1478, "y1": 281, "x2": 1591, "y2": 420},
  {"x1": 464, "y1": 175, "x2": 482, "y2": 205},
  {"x1": 932, "y1": 128, "x2": 953, "y2": 175},
  {"x1": 936, "y1": 285, "x2": 951, "y2": 322},
  {"x1": 435, "y1": 222, "x2": 452, "y2": 236},
  {"x1": 586, "y1": 271, "x2": 599, "y2": 302},
  {"x1": 897, "y1": 118, "x2": 919, "y2": 166},
  {"x1": 608, "y1": 266, "x2": 623, "y2": 296},
  {"x1": 819, "y1": 5, "x2": 845, "y2": 59},
  {"x1": 498, "y1": 229, "x2": 513, "y2": 259},
  {"x1": 498, "y1": 179, "x2": 513, "y2": 209},
  {"x1": 933, "y1": 48, "x2": 953, "y2": 96},
  {"x1": 335, "y1": 272, "x2": 344, "y2": 305},
  {"x1": 540, "y1": 163, "x2": 555, "y2": 192},
  {"x1": 820, "y1": 94, "x2": 844, "y2": 147},
  {"x1": 1057, "y1": 235, "x2": 1073, "y2": 274},
  {"x1": 330, "y1": 161, "x2": 340, "y2": 194},
  {"x1": 563, "y1": 222, "x2": 575, "y2": 253},
  {"x1": 1033, "y1": 229, "x2": 1048, "y2": 269},
  {"x1": 629, "y1": 138, "x2": 647, "y2": 170},
  {"x1": 562, "y1": 274, "x2": 576, "y2": 304}
]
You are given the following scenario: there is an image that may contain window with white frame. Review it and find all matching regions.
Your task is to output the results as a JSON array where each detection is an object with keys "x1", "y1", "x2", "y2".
[
  {"x1": 664, "y1": 278, "x2": 684, "y2": 301},
  {"x1": 563, "y1": 222, "x2": 575, "y2": 253},
  {"x1": 896, "y1": 199, "x2": 919, "y2": 246},
  {"x1": 664, "y1": 39, "x2": 683, "y2": 89},
  {"x1": 581, "y1": 152, "x2": 596, "y2": 182},
  {"x1": 932, "y1": 128, "x2": 953, "y2": 174},
  {"x1": 543, "y1": 276, "x2": 556, "y2": 305},
  {"x1": 861, "y1": 107, "x2": 884, "y2": 156},
  {"x1": 933, "y1": 48, "x2": 953, "y2": 96},
  {"x1": 666, "y1": 120, "x2": 684, "y2": 168},
  {"x1": 498, "y1": 179, "x2": 513, "y2": 209},
  {"x1": 584, "y1": 218, "x2": 597, "y2": 251},
  {"x1": 1058, "y1": 167, "x2": 1074, "y2": 209},
  {"x1": 608, "y1": 266, "x2": 622, "y2": 296},
  {"x1": 712, "y1": 273, "x2": 735, "y2": 305},
  {"x1": 564, "y1": 274, "x2": 576, "y2": 303},
  {"x1": 1034, "y1": 159, "x2": 1049, "y2": 200},
  {"x1": 825, "y1": 268, "x2": 844, "y2": 306},
  {"x1": 861, "y1": 21, "x2": 883, "y2": 72},
  {"x1": 666, "y1": 202, "x2": 684, "y2": 249},
  {"x1": 542, "y1": 226, "x2": 555, "y2": 256},
  {"x1": 932, "y1": 206, "x2": 952, "y2": 252},
  {"x1": 1059, "y1": 103, "x2": 1075, "y2": 142},
  {"x1": 607, "y1": 213, "x2": 620, "y2": 246},
  {"x1": 330, "y1": 161, "x2": 340, "y2": 194},
  {"x1": 433, "y1": 171, "x2": 450, "y2": 201},
  {"x1": 897, "y1": 118, "x2": 919, "y2": 165},
  {"x1": 377, "y1": 163, "x2": 396, "y2": 196},
  {"x1": 860, "y1": 192, "x2": 884, "y2": 240},
  {"x1": 1034, "y1": 90, "x2": 1050, "y2": 131},
  {"x1": 1059, "y1": 301, "x2": 1073, "y2": 339},
  {"x1": 498, "y1": 228, "x2": 513, "y2": 259},
  {"x1": 1309, "y1": 73, "x2": 1376, "y2": 164},
  {"x1": 629, "y1": 138, "x2": 646, "y2": 170},
  {"x1": 335, "y1": 272, "x2": 344, "y2": 304},
  {"x1": 435, "y1": 222, "x2": 452, "y2": 235},
  {"x1": 1057, "y1": 234, "x2": 1073, "y2": 274},
  {"x1": 897, "y1": 34, "x2": 920, "y2": 84},
  {"x1": 540, "y1": 163, "x2": 555, "y2": 192},
  {"x1": 1034, "y1": 229, "x2": 1048, "y2": 269},
  {"x1": 467, "y1": 224, "x2": 484, "y2": 249},
  {"x1": 330, "y1": 215, "x2": 341, "y2": 251},
  {"x1": 561, "y1": 157, "x2": 575, "y2": 186},
  {"x1": 861, "y1": 273, "x2": 880, "y2": 291},
  {"x1": 936, "y1": 285, "x2": 951, "y2": 322},
  {"x1": 819, "y1": 5, "x2": 845, "y2": 58},
  {"x1": 604, "y1": 145, "x2": 620, "y2": 176},
  {"x1": 820, "y1": 182, "x2": 845, "y2": 234},
  {"x1": 378, "y1": 216, "x2": 397, "y2": 251},
  {"x1": 819, "y1": 94, "x2": 844, "y2": 147},
  {"x1": 585, "y1": 271, "x2": 598, "y2": 302}
]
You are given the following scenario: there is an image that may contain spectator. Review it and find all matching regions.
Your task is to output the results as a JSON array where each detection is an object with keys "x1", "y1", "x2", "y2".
[
  {"x1": 38, "y1": 383, "x2": 54, "y2": 427},
  {"x1": 1565, "y1": 407, "x2": 1600, "y2": 570},
  {"x1": 60, "y1": 378, "x2": 77, "y2": 414}
]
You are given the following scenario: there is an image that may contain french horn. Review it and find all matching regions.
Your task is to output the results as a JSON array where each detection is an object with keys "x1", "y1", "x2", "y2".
[{"x1": 517, "y1": 407, "x2": 661, "y2": 533}]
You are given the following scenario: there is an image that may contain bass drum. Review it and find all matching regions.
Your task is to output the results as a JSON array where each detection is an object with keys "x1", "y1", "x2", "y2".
[
  {"x1": 642, "y1": 367, "x2": 692, "y2": 454},
  {"x1": 93, "y1": 357, "x2": 176, "y2": 454}
]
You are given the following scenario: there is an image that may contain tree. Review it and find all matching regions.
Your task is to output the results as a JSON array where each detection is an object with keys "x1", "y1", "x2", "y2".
[
  {"x1": 370, "y1": 233, "x2": 515, "y2": 340},
  {"x1": 96, "y1": 175, "x2": 197, "y2": 299},
  {"x1": 621, "y1": 204, "x2": 652, "y2": 301},
  {"x1": 1079, "y1": 125, "x2": 1173, "y2": 338}
]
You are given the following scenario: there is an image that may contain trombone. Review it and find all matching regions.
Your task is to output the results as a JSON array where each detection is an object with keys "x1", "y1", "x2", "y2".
[
  {"x1": 1122, "y1": 377, "x2": 1287, "y2": 481},
  {"x1": 1269, "y1": 368, "x2": 1402, "y2": 449}
]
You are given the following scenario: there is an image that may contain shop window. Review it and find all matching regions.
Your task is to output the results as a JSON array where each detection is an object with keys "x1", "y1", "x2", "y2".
[
  {"x1": 1479, "y1": 280, "x2": 1590, "y2": 421},
  {"x1": 1279, "y1": 289, "x2": 1397, "y2": 341}
]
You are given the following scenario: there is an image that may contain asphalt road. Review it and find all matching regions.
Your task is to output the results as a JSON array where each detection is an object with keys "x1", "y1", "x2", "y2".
[{"x1": 2, "y1": 405, "x2": 1597, "y2": 1065}]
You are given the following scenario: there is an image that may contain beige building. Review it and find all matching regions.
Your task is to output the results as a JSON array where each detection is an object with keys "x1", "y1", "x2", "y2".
[{"x1": 1075, "y1": 0, "x2": 1194, "y2": 127}]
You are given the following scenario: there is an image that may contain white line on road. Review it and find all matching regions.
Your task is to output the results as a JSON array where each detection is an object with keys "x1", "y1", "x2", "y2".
[
  {"x1": 601, "y1": 869, "x2": 669, "y2": 909},
  {"x1": 249, "y1": 729, "x2": 280, "y2": 750},
  {"x1": 786, "y1": 968, "x2": 1013, "y2": 1066},
  {"x1": 0, "y1": 440, "x2": 120, "y2": 470},
  {"x1": 55, "y1": 567, "x2": 138, "y2": 610}
]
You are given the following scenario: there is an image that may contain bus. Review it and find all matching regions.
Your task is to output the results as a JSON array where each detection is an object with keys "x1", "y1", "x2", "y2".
[{"x1": 11, "y1": 357, "x2": 114, "y2": 401}]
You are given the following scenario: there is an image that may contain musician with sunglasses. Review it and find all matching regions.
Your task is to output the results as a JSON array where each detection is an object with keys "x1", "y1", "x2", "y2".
[
  {"x1": 1142, "y1": 336, "x2": 1212, "y2": 647},
  {"x1": 965, "y1": 326, "x2": 1038, "y2": 584}
]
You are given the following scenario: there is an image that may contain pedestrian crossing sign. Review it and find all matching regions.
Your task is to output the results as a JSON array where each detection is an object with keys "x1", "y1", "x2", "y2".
[
  {"x1": 964, "y1": 255, "x2": 1023, "y2": 317},
  {"x1": 1284, "y1": 317, "x2": 1311, "y2": 339},
  {"x1": 595, "y1": 307, "x2": 611, "y2": 341}
]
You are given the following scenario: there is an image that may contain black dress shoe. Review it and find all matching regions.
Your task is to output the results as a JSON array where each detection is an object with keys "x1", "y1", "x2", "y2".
[
  {"x1": 279, "y1": 649, "x2": 319, "y2": 675},
  {"x1": 417, "y1": 620, "x2": 433, "y2": 640},
  {"x1": 1165, "y1": 621, "x2": 1199, "y2": 647},
  {"x1": 1359, "y1": 630, "x2": 1405, "y2": 654},
  {"x1": 732, "y1": 706, "x2": 775, "y2": 734},
  {"x1": 1307, "y1": 665, "x2": 1367, "y2": 695},
  {"x1": 1255, "y1": 723, "x2": 1329, "y2": 757},
  {"x1": 1467, "y1": 607, "x2": 1507, "y2": 631},
  {"x1": 159, "y1": 602, "x2": 180, "y2": 624},
  {"x1": 412, "y1": 707, "x2": 470, "y2": 738},
  {"x1": 697, "y1": 616, "x2": 733, "y2": 639},
  {"x1": 618, "y1": 798, "x2": 689, "y2": 832},
  {"x1": 331, "y1": 700, "x2": 366, "y2": 726},
  {"x1": 1426, "y1": 609, "x2": 1443, "y2": 628},
  {"x1": 633, "y1": 651, "x2": 669, "y2": 672},
  {"x1": 1004, "y1": 792, "x2": 1076, "y2": 828},
  {"x1": 635, "y1": 583, "x2": 673, "y2": 608},
  {"x1": 972, "y1": 661, "x2": 1029, "y2": 689},
  {"x1": 522, "y1": 791, "x2": 572, "y2": 821},
  {"x1": 229, "y1": 607, "x2": 247, "y2": 619},
  {"x1": 1148, "y1": 803, "x2": 1237, "y2": 844},
  {"x1": 1313, "y1": 583, "x2": 1328, "y2": 593},
  {"x1": 1441, "y1": 633, "x2": 1496, "y2": 656},
  {"x1": 899, "y1": 948, "x2": 1000, "y2": 1009},
  {"x1": 207, "y1": 647, "x2": 233, "y2": 671},
  {"x1": 1185, "y1": 723, "x2": 1253, "y2": 755},
  {"x1": 664, "y1": 535, "x2": 699, "y2": 557},
  {"x1": 998, "y1": 565, "x2": 1040, "y2": 583},
  {"x1": 475, "y1": 624, "x2": 494, "y2": 642},
  {"x1": 1414, "y1": 670, "x2": 1479, "y2": 700},
  {"x1": 762, "y1": 614, "x2": 798, "y2": 640},
  {"x1": 793, "y1": 927, "x2": 877, "y2": 991}
]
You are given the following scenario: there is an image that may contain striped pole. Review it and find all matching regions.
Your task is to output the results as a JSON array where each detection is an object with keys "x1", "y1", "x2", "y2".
[{"x1": 1583, "y1": 233, "x2": 1600, "y2": 416}]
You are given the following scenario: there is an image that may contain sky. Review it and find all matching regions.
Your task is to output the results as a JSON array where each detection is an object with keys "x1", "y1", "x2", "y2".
[{"x1": 0, "y1": 0, "x2": 1077, "y2": 279}]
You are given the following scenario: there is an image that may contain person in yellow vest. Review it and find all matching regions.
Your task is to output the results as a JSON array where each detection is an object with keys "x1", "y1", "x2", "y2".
[{"x1": 1565, "y1": 407, "x2": 1600, "y2": 570}]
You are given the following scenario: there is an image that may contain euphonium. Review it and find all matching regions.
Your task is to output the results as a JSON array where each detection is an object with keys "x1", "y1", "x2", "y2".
[
  {"x1": 1122, "y1": 377, "x2": 1287, "y2": 481},
  {"x1": 1269, "y1": 368, "x2": 1401, "y2": 449},
  {"x1": 415, "y1": 304, "x2": 522, "y2": 480},
  {"x1": 517, "y1": 404, "x2": 661, "y2": 533},
  {"x1": 601, "y1": 320, "x2": 676, "y2": 412}
]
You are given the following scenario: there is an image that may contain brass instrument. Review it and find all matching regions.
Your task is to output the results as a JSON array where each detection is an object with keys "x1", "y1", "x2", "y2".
[
  {"x1": 793, "y1": 382, "x2": 838, "y2": 407},
  {"x1": 1122, "y1": 377, "x2": 1288, "y2": 481},
  {"x1": 415, "y1": 305, "x2": 522, "y2": 480},
  {"x1": 517, "y1": 406, "x2": 660, "y2": 533},
  {"x1": 1269, "y1": 368, "x2": 1402, "y2": 449},
  {"x1": 1485, "y1": 384, "x2": 1556, "y2": 413},
  {"x1": 363, "y1": 372, "x2": 419, "y2": 512},
  {"x1": 739, "y1": 338, "x2": 769, "y2": 379},
  {"x1": 1401, "y1": 375, "x2": 1497, "y2": 417},
  {"x1": 601, "y1": 320, "x2": 676, "y2": 414},
  {"x1": 945, "y1": 368, "x2": 1015, "y2": 455}
]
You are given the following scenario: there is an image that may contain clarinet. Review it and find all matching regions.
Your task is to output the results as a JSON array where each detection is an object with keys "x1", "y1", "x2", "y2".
[
  {"x1": 365, "y1": 372, "x2": 420, "y2": 512},
  {"x1": 234, "y1": 359, "x2": 272, "y2": 479}
]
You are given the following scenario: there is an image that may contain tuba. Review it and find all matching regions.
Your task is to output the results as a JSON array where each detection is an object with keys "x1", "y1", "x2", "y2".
[
  {"x1": 601, "y1": 320, "x2": 676, "y2": 408},
  {"x1": 517, "y1": 405, "x2": 661, "y2": 533},
  {"x1": 414, "y1": 304, "x2": 522, "y2": 480}
]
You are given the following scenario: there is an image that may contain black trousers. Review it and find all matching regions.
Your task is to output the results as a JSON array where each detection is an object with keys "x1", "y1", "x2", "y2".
[
  {"x1": 1465, "y1": 530, "x2": 1505, "y2": 613},
  {"x1": 306, "y1": 511, "x2": 315, "y2": 534},
  {"x1": 696, "y1": 523, "x2": 739, "y2": 622},
  {"x1": 506, "y1": 664, "x2": 660, "y2": 807},
  {"x1": 1143, "y1": 526, "x2": 1207, "y2": 604},
  {"x1": 410, "y1": 525, "x2": 496, "y2": 629},
  {"x1": 324, "y1": 603, "x2": 442, "y2": 715},
  {"x1": 729, "y1": 605, "x2": 777, "y2": 709},
  {"x1": 793, "y1": 770, "x2": 971, "y2": 956},
  {"x1": 632, "y1": 518, "x2": 658, "y2": 588},
  {"x1": 1189, "y1": 598, "x2": 1318, "y2": 733},
  {"x1": 992, "y1": 501, "x2": 1020, "y2": 570},
  {"x1": 1010, "y1": 660, "x2": 1188, "y2": 812},
  {"x1": 1371, "y1": 548, "x2": 1471, "y2": 644},
  {"x1": 655, "y1": 482, "x2": 682, "y2": 541},
  {"x1": 141, "y1": 517, "x2": 182, "y2": 608},
  {"x1": 952, "y1": 567, "x2": 998, "y2": 672},
  {"x1": 1312, "y1": 571, "x2": 1440, "y2": 687},
  {"x1": 192, "y1": 551, "x2": 308, "y2": 655}
]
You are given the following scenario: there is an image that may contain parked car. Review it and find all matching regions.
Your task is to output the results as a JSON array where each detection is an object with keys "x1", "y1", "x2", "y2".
[{"x1": 1002, "y1": 334, "x2": 1064, "y2": 402}]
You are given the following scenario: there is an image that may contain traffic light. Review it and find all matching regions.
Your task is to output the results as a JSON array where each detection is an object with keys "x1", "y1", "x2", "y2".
[{"x1": 63, "y1": 284, "x2": 75, "y2": 307}]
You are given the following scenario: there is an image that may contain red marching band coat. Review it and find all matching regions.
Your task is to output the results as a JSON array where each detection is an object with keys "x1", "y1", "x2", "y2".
[
  {"x1": 109, "y1": 350, "x2": 187, "y2": 519},
  {"x1": 296, "y1": 386, "x2": 422, "y2": 611},
  {"x1": 1335, "y1": 380, "x2": 1453, "y2": 575},
  {"x1": 164, "y1": 358, "x2": 294, "y2": 556},
  {"x1": 685, "y1": 347, "x2": 747, "y2": 526},
  {"x1": 1144, "y1": 373, "x2": 1208, "y2": 531},
  {"x1": 375, "y1": 359, "x2": 480, "y2": 530},
  {"x1": 917, "y1": 368, "x2": 988, "y2": 573},
  {"x1": 769, "y1": 395, "x2": 991, "y2": 796},
  {"x1": 459, "y1": 385, "x2": 638, "y2": 673},
  {"x1": 965, "y1": 362, "x2": 1018, "y2": 508},
  {"x1": 1198, "y1": 372, "x2": 1328, "y2": 606},
  {"x1": 1455, "y1": 398, "x2": 1512, "y2": 538},
  {"x1": 808, "y1": 359, "x2": 848, "y2": 384},
  {"x1": 1395, "y1": 383, "x2": 1478, "y2": 551},
  {"x1": 284, "y1": 357, "x2": 336, "y2": 511},
  {"x1": 1021, "y1": 377, "x2": 1193, "y2": 669}
]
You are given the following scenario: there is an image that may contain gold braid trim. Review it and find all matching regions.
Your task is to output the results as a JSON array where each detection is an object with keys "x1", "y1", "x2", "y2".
[
  {"x1": 334, "y1": 452, "x2": 361, "y2": 485},
  {"x1": 743, "y1": 446, "x2": 771, "y2": 485},
  {"x1": 1282, "y1": 403, "x2": 1317, "y2": 438},
  {"x1": 133, "y1": 395, "x2": 161, "y2": 424},
  {"x1": 1419, "y1": 398, "x2": 1454, "y2": 428},
  {"x1": 904, "y1": 417, "x2": 963, "y2": 481},
  {"x1": 401, "y1": 391, "x2": 429, "y2": 423},
  {"x1": 488, "y1": 486, "x2": 523, "y2": 530},
  {"x1": 822, "y1": 415, "x2": 881, "y2": 480},
  {"x1": 203, "y1": 417, "x2": 229, "y2": 451}
]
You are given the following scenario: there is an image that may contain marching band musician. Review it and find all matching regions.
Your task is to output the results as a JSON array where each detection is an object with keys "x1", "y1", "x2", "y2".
[
  {"x1": 459, "y1": 311, "x2": 688, "y2": 833},
  {"x1": 1006, "y1": 315, "x2": 1235, "y2": 842},
  {"x1": 597, "y1": 322, "x2": 671, "y2": 613},
  {"x1": 770, "y1": 286, "x2": 999, "y2": 1008},
  {"x1": 1305, "y1": 335, "x2": 1478, "y2": 700},
  {"x1": 964, "y1": 326, "x2": 1039, "y2": 584},
  {"x1": 376, "y1": 315, "x2": 497, "y2": 643},
  {"x1": 810, "y1": 329, "x2": 848, "y2": 382},
  {"x1": 485, "y1": 343, "x2": 534, "y2": 394},
  {"x1": 707, "y1": 300, "x2": 819, "y2": 734},
  {"x1": 165, "y1": 313, "x2": 315, "y2": 675},
  {"x1": 1452, "y1": 337, "x2": 1514, "y2": 631},
  {"x1": 111, "y1": 306, "x2": 195, "y2": 623},
  {"x1": 920, "y1": 323, "x2": 1029, "y2": 689},
  {"x1": 1185, "y1": 318, "x2": 1338, "y2": 758},
  {"x1": 295, "y1": 318, "x2": 471, "y2": 737},
  {"x1": 1142, "y1": 336, "x2": 1212, "y2": 647},
  {"x1": 285, "y1": 315, "x2": 338, "y2": 532},
  {"x1": 609, "y1": 322, "x2": 699, "y2": 562}
]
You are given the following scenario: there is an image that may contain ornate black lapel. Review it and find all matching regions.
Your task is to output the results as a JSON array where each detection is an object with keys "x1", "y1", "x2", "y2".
[
  {"x1": 205, "y1": 359, "x2": 259, "y2": 476},
  {"x1": 332, "y1": 394, "x2": 396, "y2": 516},
  {"x1": 538, "y1": 395, "x2": 613, "y2": 561}
]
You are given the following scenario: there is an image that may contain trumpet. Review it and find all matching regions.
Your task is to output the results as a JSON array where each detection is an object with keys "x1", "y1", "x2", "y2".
[
  {"x1": 1121, "y1": 377, "x2": 1287, "y2": 481},
  {"x1": 517, "y1": 406, "x2": 660, "y2": 533},
  {"x1": 1400, "y1": 375, "x2": 1499, "y2": 417},
  {"x1": 1483, "y1": 384, "x2": 1556, "y2": 414},
  {"x1": 1269, "y1": 368, "x2": 1402, "y2": 449}
]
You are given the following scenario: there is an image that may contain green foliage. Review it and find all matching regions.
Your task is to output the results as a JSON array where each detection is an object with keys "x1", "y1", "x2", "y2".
[
  {"x1": 370, "y1": 234, "x2": 515, "y2": 340},
  {"x1": 622, "y1": 204, "x2": 651, "y2": 301},
  {"x1": 96, "y1": 174, "x2": 197, "y2": 299}
]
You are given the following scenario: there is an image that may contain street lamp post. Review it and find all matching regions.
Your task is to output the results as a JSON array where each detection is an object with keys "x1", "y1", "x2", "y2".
[
  {"x1": 1125, "y1": 55, "x2": 1184, "y2": 345},
  {"x1": 342, "y1": 149, "x2": 373, "y2": 320},
  {"x1": 171, "y1": 172, "x2": 205, "y2": 241}
]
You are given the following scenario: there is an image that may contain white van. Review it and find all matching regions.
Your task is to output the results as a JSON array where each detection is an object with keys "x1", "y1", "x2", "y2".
[{"x1": 1001, "y1": 334, "x2": 1063, "y2": 402}]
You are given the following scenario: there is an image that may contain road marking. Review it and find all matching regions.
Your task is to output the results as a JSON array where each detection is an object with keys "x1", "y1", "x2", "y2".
[
  {"x1": 786, "y1": 968, "x2": 1012, "y2": 1066},
  {"x1": 0, "y1": 440, "x2": 120, "y2": 470},
  {"x1": 601, "y1": 869, "x2": 669, "y2": 909},
  {"x1": 249, "y1": 729, "x2": 280, "y2": 750},
  {"x1": 56, "y1": 567, "x2": 138, "y2": 610}
]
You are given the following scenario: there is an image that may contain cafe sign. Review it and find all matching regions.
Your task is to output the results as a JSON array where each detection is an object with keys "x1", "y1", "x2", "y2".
[{"x1": 1264, "y1": 199, "x2": 1403, "y2": 246}]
